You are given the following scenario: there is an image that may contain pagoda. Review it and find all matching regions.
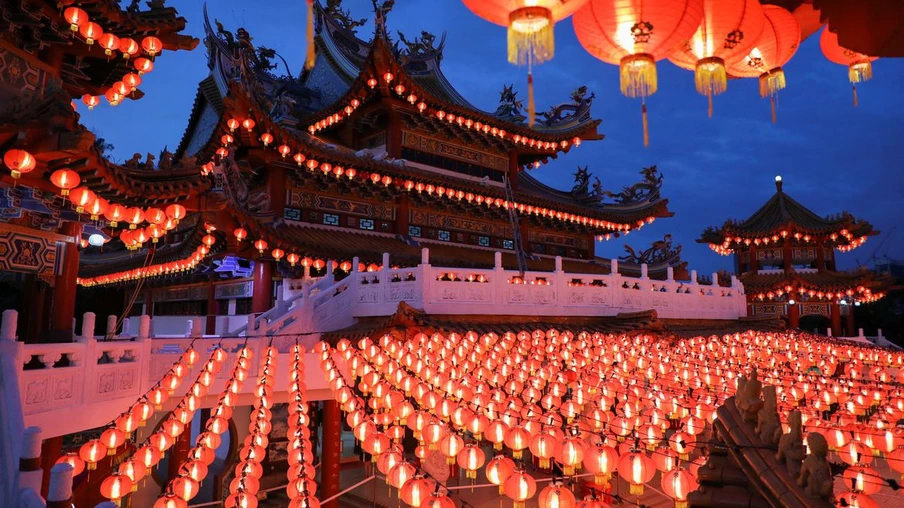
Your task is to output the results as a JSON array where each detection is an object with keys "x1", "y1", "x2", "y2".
[{"x1": 698, "y1": 175, "x2": 887, "y2": 335}]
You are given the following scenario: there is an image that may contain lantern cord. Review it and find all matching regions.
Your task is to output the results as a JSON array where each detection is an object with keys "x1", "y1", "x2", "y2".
[
  {"x1": 707, "y1": 93, "x2": 713, "y2": 119},
  {"x1": 852, "y1": 84, "x2": 858, "y2": 107},
  {"x1": 109, "y1": 247, "x2": 156, "y2": 339},
  {"x1": 527, "y1": 51, "x2": 535, "y2": 128},
  {"x1": 305, "y1": 0, "x2": 316, "y2": 71},
  {"x1": 642, "y1": 101, "x2": 649, "y2": 148},
  {"x1": 771, "y1": 95, "x2": 777, "y2": 124}
]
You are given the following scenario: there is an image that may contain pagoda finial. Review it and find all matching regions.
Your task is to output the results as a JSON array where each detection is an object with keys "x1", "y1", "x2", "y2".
[
  {"x1": 775, "y1": 175, "x2": 783, "y2": 192},
  {"x1": 371, "y1": 0, "x2": 395, "y2": 37}
]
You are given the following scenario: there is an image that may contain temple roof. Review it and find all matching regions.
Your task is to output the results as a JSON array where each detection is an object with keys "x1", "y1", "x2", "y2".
[
  {"x1": 698, "y1": 178, "x2": 877, "y2": 249},
  {"x1": 739, "y1": 268, "x2": 888, "y2": 298}
]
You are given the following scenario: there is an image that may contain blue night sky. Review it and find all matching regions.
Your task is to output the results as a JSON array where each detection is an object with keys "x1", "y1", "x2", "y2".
[{"x1": 83, "y1": 0, "x2": 904, "y2": 274}]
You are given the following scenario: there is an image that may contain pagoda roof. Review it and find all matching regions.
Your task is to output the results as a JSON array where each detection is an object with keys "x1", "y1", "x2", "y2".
[{"x1": 698, "y1": 178, "x2": 877, "y2": 251}]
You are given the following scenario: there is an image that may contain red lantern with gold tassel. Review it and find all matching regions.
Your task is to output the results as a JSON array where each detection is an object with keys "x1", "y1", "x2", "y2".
[
  {"x1": 724, "y1": 5, "x2": 800, "y2": 123},
  {"x1": 819, "y1": 28, "x2": 877, "y2": 107},
  {"x1": 573, "y1": 0, "x2": 704, "y2": 146},
  {"x1": 461, "y1": 0, "x2": 590, "y2": 126},
  {"x1": 667, "y1": 0, "x2": 765, "y2": 117}
]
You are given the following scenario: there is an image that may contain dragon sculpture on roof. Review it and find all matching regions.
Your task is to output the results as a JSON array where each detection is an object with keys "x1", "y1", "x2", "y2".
[{"x1": 620, "y1": 234, "x2": 682, "y2": 266}]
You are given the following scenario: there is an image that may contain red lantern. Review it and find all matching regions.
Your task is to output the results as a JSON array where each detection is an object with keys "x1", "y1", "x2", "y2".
[
  {"x1": 120, "y1": 38, "x2": 140, "y2": 59},
  {"x1": 50, "y1": 168, "x2": 82, "y2": 196},
  {"x1": 118, "y1": 459, "x2": 148, "y2": 488},
  {"x1": 260, "y1": 133, "x2": 274, "y2": 146},
  {"x1": 69, "y1": 187, "x2": 96, "y2": 214},
  {"x1": 661, "y1": 467, "x2": 697, "y2": 508},
  {"x1": 55, "y1": 452, "x2": 86, "y2": 476},
  {"x1": 124, "y1": 72, "x2": 142, "y2": 92},
  {"x1": 105, "y1": 203, "x2": 126, "y2": 227},
  {"x1": 79, "y1": 440, "x2": 105, "y2": 470},
  {"x1": 538, "y1": 483, "x2": 576, "y2": 508},
  {"x1": 254, "y1": 239, "x2": 268, "y2": 254},
  {"x1": 271, "y1": 248, "x2": 285, "y2": 261},
  {"x1": 171, "y1": 475, "x2": 200, "y2": 501},
  {"x1": 125, "y1": 207, "x2": 145, "y2": 229},
  {"x1": 486, "y1": 455, "x2": 515, "y2": 495},
  {"x1": 82, "y1": 94, "x2": 100, "y2": 110},
  {"x1": 242, "y1": 118, "x2": 256, "y2": 132},
  {"x1": 165, "y1": 204, "x2": 186, "y2": 223},
  {"x1": 504, "y1": 470, "x2": 537, "y2": 508},
  {"x1": 99, "y1": 33, "x2": 120, "y2": 56},
  {"x1": 4, "y1": 149, "x2": 36, "y2": 179},
  {"x1": 574, "y1": 0, "x2": 704, "y2": 146},
  {"x1": 617, "y1": 450, "x2": 655, "y2": 495},
  {"x1": 667, "y1": 0, "x2": 765, "y2": 116},
  {"x1": 820, "y1": 28, "x2": 878, "y2": 107},
  {"x1": 142, "y1": 36, "x2": 163, "y2": 57},
  {"x1": 100, "y1": 473, "x2": 133, "y2": 502},
  {"x1": 134, "y1": 57, "x2": 154, "y2": 74},
  {"x1": 79, "y1": 22, "x2": 103, "y2": 45},
  {"x1": 154, "y1": 495, "x2": 188, "y2": 508},
  {"x1": 724, "y1": 5, "x2": 799, "y2": 119},
  {"x1": 287, "y1": 253, "x2": 300, "y2": 266},
  {"x1": 234, "y1": 228, "x2": 248, "y2": 242},
  {"x1": 63, "y1": 7, "x2": 88, "y2": 31}
]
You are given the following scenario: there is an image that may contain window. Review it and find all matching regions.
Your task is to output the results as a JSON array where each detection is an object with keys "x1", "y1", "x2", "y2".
[
  {"x1": 502, "y1": 239, "x2": 514, "y2": 250},
  {"x1": 283, "y1": 208, "x2": 301, "y2": 221},
  {"x1": 478, "y1": 236, "x2": 490, "y2": 247},
  {"x1": 535, "y1": 244, "x2": 546, "y2": 255},
  {"x1": 323, "y1": 213, "x2": 340, "y2": 226},
  {"x1": 359, "y1": 219, "x2": 375, "y2": 230},
  {"x1": 408, "y1": 226, "x2": 422, "y2": 237},
  {"x1": 438, "y1": 230, "x2": 451, "y2": 242}
]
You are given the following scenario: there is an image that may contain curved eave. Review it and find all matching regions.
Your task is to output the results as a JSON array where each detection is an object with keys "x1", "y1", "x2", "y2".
[{"x1": 739, "y1": 270, "x2": 890, "y2": 298}]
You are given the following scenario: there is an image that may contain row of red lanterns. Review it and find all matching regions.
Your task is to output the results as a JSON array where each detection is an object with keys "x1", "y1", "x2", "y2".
[
  {"x1": 281, "y1": 344, "x2": 319, "y2": 508},
  {"x1": 150, "y1": 346, "x2": 251, "y2": 508},
  {"x1": 78, "y1": 238, "x2": 213, "y2": 287},
  {"x1": 754, "y1": 284, "x2": 879, "y2": 304},
  {"x1": 55, "y1": 345, "x2": 200, "y2": 478}
]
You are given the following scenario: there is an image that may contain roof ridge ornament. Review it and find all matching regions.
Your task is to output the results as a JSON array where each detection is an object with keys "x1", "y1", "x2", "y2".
[
  {"x1": 371, "y1": 0, "x2": 395, "y2": 38},
  {"x1": 775, "y1": 175, "x2": 783, "y2": 192}
]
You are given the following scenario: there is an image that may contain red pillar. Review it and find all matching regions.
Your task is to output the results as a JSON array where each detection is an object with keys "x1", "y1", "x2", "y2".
[
  {"x1": 269, "y1": 166, "x2": 287, "y2": 218},
  {"x1": 788, "y1": 302, "x2": 800, "y2": 329},
  {"x1": 831, "y1": 303, "x2": 842, "y2": 337},
  {"x1": 251, "y1": 260, "x2": 274, "y2": 314},
  {"x1": 167, "y1": 427, "x2": 192, "y2": 483},
  {"x1": 782, "y1": 238, "x2": 793, "y2": 272},
  {"x1": 322, "y1": 400, "x2": 342, "y2": 508},
  {"x1": 816, "y1": 241, "x2": 826, "y2": 271},
  {"x1": 385, "y1": 100, "x2": 402, "y2": 159},
  {"x1": 748, "y1": 244, "x2": 758, "y2": 272},
  {"x1": 395, "y1": 195, "x2": 410, "y2": 235},
  {"x1": 145, "y1": 288, "x2": 155, "y2": 317},
  {"x1": 40, "y1": 436, "x2": 63, "y2": 498},
  {"x1": 845, "y1": 308, "x2": 856, "y2": 337},
  {"x1": 50, "y1": 221, "x2": 81, "y2": 342},
  {"x1": 206, "y1": 281, "x2": 217, "y2": 335}
]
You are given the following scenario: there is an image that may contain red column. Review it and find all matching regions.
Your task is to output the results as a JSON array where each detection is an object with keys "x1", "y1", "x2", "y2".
[
  {"x1": 251, "y1": 260, "x2": 274, "y2": 314},
  {"x1": 50, "y1": 221, "x2": 81, "y2": 342},
  {"x1": 268, "y1": 166, "x2": 287, "y2": 219},
  {"x1": 816, "y1": 241, "x2": 826, "y2": 271},
  {"x1": 206, "y1": 281, "x2": 217, "y2": 334},
  {"x1": 748, "y1": 245, "x2": 758, "y2": 272},
  {"x1": 385, "y1": 100, "x2": 402, "y2": 159},
  {"x1": 782, "y1": 238, "x2": 793, "y2": 272},
  {"x1": 40, "y1": 436, "x2": 63, "y2": 498},
  {"x1": 395, "y1": 195, "x2": 410, "y2": 235},
  {"x1": 145, "y1": 288, "x2": 155, "y2": 317},
  {"x1": 167, "y1": 427, "x2": 192, "y2": 483},
  {"x1": 845, "y1": 308, "x2": 856, "y2": 337},
  {"x1": 831, "y1": 303, "x2": 842, "y2": 337},
  {"x1": 788, "y1": 302, "x2": 800, "y2": 329},
  {"x1": 322, "y1": 400, "x2": 342, "y2": 508}
]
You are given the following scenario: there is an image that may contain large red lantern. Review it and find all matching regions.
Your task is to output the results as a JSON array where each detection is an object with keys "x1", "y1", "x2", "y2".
[
  {"x1": 504, "y1": 469, "x2": 537, "y2": 508},
  {"x1": 724, "y1": 5, "x2": 799, "y2": 121},
  {"x1": 79, "y1": 440, "x2": 105, "y2": 470},
  {"x1": 142, "y1": 36, "x2": 163, "y2": 57},
  {"x1": 820, "y1": 28, "x2": 878, "y2": 107},
  {"x1": 120, "y1": 38, "x2": 140, "y2": 59},
  {"x1": 4, "y1": 149, "x2": 36, "y2": 179},
  {"x1": 617, "y1": 450, "x2": 655, "y2": 495},
  {"x1": 166, "y1": 204, "x2": 186, "y2": 224},
  {"x1": 99, "y1": 33, "x2": 120, "y2": 57},
  {"x1": 50, "y1": 168, "x2": 82, "y2": 196},
  {"x1": 100, "y1": 473, "x2": 133, "y2": 503},
  {"x1": 667, "y1": 0, "x2": 765, "y2": 116},
  {"x1": 79, "y1": 22, "x2": 103, "y2": 45},
  {"x1": 573, "y1": 0, "x2": 704, "y2": 146},
  {"x1": 63, "y1": 7, "x2": 88, "y2": 31},
  {"x1": 538, "y1": 482, "x2": 576, "y2": 508},
  {"x1": 69, "y1": 187, "x2": 96, "y2": 214},
  {"x1": 661, "y1": 467, "x2": 697, "y2": 508}
]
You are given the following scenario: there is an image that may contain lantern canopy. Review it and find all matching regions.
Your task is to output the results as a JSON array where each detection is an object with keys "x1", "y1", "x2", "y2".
[
  {"x1": 573, "y1": 0, "x2": 704, "y2": 145},
  {"x1": 667, "y1": 0, "x2": 765, "y2": 116},
  {"x1": 819, "y1": 27, "x2": 878, "y2": 106}
]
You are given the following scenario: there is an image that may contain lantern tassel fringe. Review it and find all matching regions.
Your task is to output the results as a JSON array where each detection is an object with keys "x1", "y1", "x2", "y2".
[
  {"x1": 695, "y1": 58, "x2": 726, "y2": 118},
  {"x1": 305, "y1": 0, "x2": 316, "y2": 71},
  {"x1": 507, "y1": 24, "x2": 554, "y2": 66},
  {"x1": 527, "y1": 72, "x2": 535, "y2": 127},
  {"x1": 620, "y1": 55, "x2": 657, "y2": 98},
  {"x1": 849, "y1": 61, "x2": 873, "y2": 83},
  {"x1": 759, "y1": 68, "x2": 786, "y2": 99}
]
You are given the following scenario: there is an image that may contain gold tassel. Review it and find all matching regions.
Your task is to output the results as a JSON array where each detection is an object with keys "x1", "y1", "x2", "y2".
[
  {"x1": 696, "y1": 57, "x2": 725, "y2": 119},
  {"x1": 853, "y1": 84, "x2": 859, "y2": 107},
  {"x1": 642, "y1": 103, "x2": 650, "y2": 147},
  {"x1": 305, "y1": 0, "x2": 316, "y2": 71},
  {"x1": 849, "y1": 61, "x2": 873, "y2": 83},
  {"x1": 771, "y1": 95, "x2": 777, "y2": 124},
  {"x1": 620, "y1": 54, "x2": 657, "y2": 98},
  {"x1": 528, "y1": 72, "x2": 535, "y2": 127},
  {"x1": 507, "y1": 7, "x2": 554, "y2": 66},
  {"x1": 759, "y1": 68, "x2": 786, "y2": 99}
]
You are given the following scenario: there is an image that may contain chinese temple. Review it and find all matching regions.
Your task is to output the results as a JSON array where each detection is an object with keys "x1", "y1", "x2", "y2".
[
  {"x1": 0, "y1": 1, "x2": 901, "y2": 508},
  {"x1": 698, "y1": 176, "x2": 888, "y2": 335}
]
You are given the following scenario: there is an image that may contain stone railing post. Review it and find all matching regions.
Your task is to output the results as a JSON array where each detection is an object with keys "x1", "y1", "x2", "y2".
[
  {"x1": 858, "y1": 328, "x2": 865, "y2": 337},
  {"x1": 554, "y1": 256, "x2": 563, "y2": 273},
  {"x1": 712, "y1": 272, "x2": 719, "y2": 288},
  {"x1": 640, "y1": 263, "x2": 649, "y2": 280},
  {"x1": 46, "y1": 462, "x2": 74, "y2": 508},
  {"x1": 138, "y1": 315, "x2": 151, "y2": 340},
  {"x1": 186, "y1": 317, "x2": 202, "y2": 337},
  {"x1": 421, "y1": 248, "x2": 430, "y2": 266},
  {"x1": 80, "y1": 312, "x2": 96, "y2": 342},
  {"x1": 19, "y1": 426, "x2": 42, "y2": 494},
  {"x1": 382, "y1": 252, "x2": 390, "y2": 271},
  {"x1": 690, "y1": 270, "x2": 698, "y2": 284},
  {"x1": 1, "y1": 309, "x2": 17, "y2": 341},
  {"x1": 666, "y1": 267, "x2": 674, "y2": 281},
  {"x1": 827, "y1": 328, "x2": 833, "y2": 337},
  {"x1": 106, "y1": 315, "x2": 118, "y2": 338},
  {"x1": 247, "y1": 314, "x2": 257, "y2": 337}
]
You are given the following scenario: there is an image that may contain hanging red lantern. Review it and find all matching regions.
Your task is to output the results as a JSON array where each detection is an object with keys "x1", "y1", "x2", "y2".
[
  {"x1": 504, "y1": 469, "x2": 537, "y2": 508},
  {"x1": 118, "y1": 459, "x2": 148, "y2": 489},
  {"x1": 667, "y1": 0, "x2": 765, "y2": 117},
  {"x1": 141, "y1": 36, "x2": 163, "y2": 57},
  {"x1": 87, "y1": 197, "x2": 109, "y2": 221},
  {"x1": 105, "y1": 88, "x2": 123, "y2": 106},
  {"x1": 82, "y1": 94, "x2": 100, "y2": 110},
  {"x1": 124, "y1": 72, "x2": 142, "y2": 92},
  {"x1": 125, "y1": 207, "x2": 145, "y2": 229},
  {"x1": 242, "y1": 118, "x2": 256, "y2": 132},
  {"x1": 79, "y1": 439, "x2": 105, "y2": 470},
  {"x1": 661, "y1": 467, "x2": 697, "y2": 508},
  {"x1": 4, "y1": 149, "x2": 36, "y2": 179},
  {"x1": 134, "y1": 57, "x2": 154, "y2": 74},
  {"x1": 254, "y1": 239, "x2": 268, "y2": 254},
  {"x1": 287, "y1": 253, "x2": 300, "y2": 266},
  {"x1": 234, "y1": 228, "x2": 248, "y2": 242},
  {"x1": 54, "y1": 453, "x2": 86, "y2": 477},
  {"x1": 69, "y1": 187, "x2": 96, "y2": 214},
  {"x1": 99, "y1": 33, "x2": 120, "y2": 56},
  {"x1": 165, "y1": 204, "x2": 187, "y2": 224},
  {"x1": 79, "y1": 22, "x2": 102, "y2": 45},
  {"x1": 171, "y1": 475, "x2": 200, "y2": 501},
  {"x1": 573, "y1": 0, "x2": 704, "y2": 146},
  {"x1": 260, "y1": 133, "x2": 274, "y2": 146},
  {"x1": 145, "y1": 207, "x2": 166, "y2": 225},
  {"x1": 538, "y1": 483, "x2": 576, "y2": 508},
  {"x1": 63, "y1": 7, "x2": 88, "y2": 31},
  {"x1": 617, "y1": 450, "x2": 655, "y2": 495},
  {"x1": 271, "y1": 248, "x2": 285, "y2": 261},
  {"x1": 120, "y1": 38, "x2": 140, "y2": 59},
  {"x1": 105, "y1": 203, "x2": 126, "y2": 227},
  {"x1": 724, "y1": 5, "x2": 799, "y2": 122},
  {"x1": 100, "y1": 473, "x2": 133, "y2": 503},
  {"x1": 820, "y1": 28, "x2": 878, "y2": 107},
  {"x1": 154, "y1": 495, "x2": 188, "y2": 508}
]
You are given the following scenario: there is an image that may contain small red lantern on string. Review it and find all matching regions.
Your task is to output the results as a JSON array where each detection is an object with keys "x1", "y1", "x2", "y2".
[
  {"x1": 64, "y1": 7, "x2": 88, "y2": 31},
  {"x1": 99, "y1": 33, "x2": 121, "y2": 57},
  {"x1": 242, "y1": 118, "x2": 256, "y2": 132},
  {"x1": 82, "y1": 94, "x2": 100, "y2": 110},
  {"x1": 79, "y1": 22, "x2": 102, "y2": 45},
  {"x1": 69, "y1": 187, "x2": 96, "y2": 214},
  {"x1": 119, "y1": 38, "x2": 140, "y2": 59},
  {"x1": 141, "y1": 36, "x2": 163, "y2": 57},
  {"x1": 287, "y1": 253, "x2": 300, "y2": 266},
  {"x1": 254, "y1": 239, "x2": 268, "y2": 254},
  {"x1": 504, "y1": 469, "x2": 537, "y2": 508},
  {"x1": 79, "y1": 439, "x2": 105, "y2": 471},
  {"x1": 124, "y1": 73, "x2": 142, "y2": 92},
  {"x1": 271, "y1": 248, "x2": 285, "y2": 261},
  {"x1": 100, "y1": 473, "x2": 133, "y2": 503},
  {"x1": 820, "y1": 28, "x2": 878, "y2": 107},
  {"x1": 55, "y1": 453, "x2": 86, "y2": 476},
  {"x1": 234, "y1": 228, "x2": 248, "y2": 242},
  {"x1": 134, "y1": 57, "x2": 154, "y2": 74},
  {"x1": 260, "y1": 133, "x2": 274, "y2": 146},
  {"x1": 105, "y1": 203, "x2": 126, "y2": 227},
  {"x1": 4, "y1": 149, "x2": 36, "y2": 179}
]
